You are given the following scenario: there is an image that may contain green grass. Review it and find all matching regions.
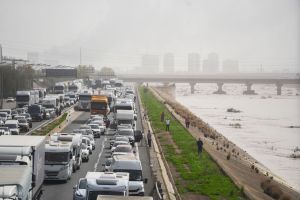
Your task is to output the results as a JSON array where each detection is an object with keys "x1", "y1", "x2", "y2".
[
  {"x1": 32, "y1": 113, "x2": 68, "y2": 136},
  {"x1": 139, "y1": 86, "x2": 244, "y2": 200}
]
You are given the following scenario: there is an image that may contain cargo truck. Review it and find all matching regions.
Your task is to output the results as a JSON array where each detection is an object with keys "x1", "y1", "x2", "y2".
[{"x1": 0, "y1": 135, "x2": 46, "y2": 200}]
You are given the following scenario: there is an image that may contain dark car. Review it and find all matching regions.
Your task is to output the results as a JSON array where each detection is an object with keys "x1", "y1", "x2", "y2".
[{"x1": 28, "y1": 104, "x2": 44, "y2": 121}]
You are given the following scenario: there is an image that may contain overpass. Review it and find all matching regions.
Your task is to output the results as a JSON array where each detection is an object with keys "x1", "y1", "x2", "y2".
[{"x1": 117, "y1": 73, "x2": 300, "y2": 95}]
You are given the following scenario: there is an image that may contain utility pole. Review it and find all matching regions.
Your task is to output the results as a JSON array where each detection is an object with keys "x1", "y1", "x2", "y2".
[{"x1": 80, "y1": 47, "x2": 82, "y2": 66}]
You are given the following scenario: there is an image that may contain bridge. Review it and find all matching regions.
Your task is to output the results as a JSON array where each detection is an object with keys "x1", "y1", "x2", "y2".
[{"x1": 117, "y1": 73, "x2": 300, "y2": 95}]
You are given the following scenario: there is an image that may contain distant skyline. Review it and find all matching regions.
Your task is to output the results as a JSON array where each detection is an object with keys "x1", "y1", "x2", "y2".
[{"x1": 0, "y1": 0, "x2": 299, "y2": 72}]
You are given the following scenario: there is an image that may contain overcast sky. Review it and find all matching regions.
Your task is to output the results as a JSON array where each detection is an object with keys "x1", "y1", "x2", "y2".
[{"x1": 0, "y1": 0, "x2": 299, "y2": 72}]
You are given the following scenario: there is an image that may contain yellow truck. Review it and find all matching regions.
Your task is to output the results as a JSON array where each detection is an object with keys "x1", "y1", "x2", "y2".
[{"x1": 90, "y1": 95, "x2": 110, "y2": 116}]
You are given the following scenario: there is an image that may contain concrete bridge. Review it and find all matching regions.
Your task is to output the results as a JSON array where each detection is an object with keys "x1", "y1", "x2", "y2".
[{"x1": 117, "y1": 73, "x2": 300, "y2": 95}]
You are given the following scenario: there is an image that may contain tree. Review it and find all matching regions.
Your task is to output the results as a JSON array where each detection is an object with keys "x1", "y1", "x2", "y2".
[{"x1": 99, "y1": 67, "x2": 115, "y2": 79}]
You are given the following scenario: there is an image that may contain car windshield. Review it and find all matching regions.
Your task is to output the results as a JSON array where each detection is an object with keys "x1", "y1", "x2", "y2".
[
  {"x1": 16, "y1": 95, "x2": 29, "y2": 101},
  {"x1": 0, "y1": 113, "x2": 7, "y2": 117},
  {"x1": 0, "y1": 127, "x2": 9, "y2": 131},
  {"x1": 117, "y1": 130, "x2": 133, "y2": 136},
  {"x1": 18, "y1": 119, "x2": 27, "y2": 123},
  {"x1": 90, "y1": 125, "x2": 99, "y2": 129},
  {"x1": 4, "y1": 124, "x2": 17, "y2": 129},
  {"x1": 45, "y1": 152, "x2": 69, "y2": 164}
]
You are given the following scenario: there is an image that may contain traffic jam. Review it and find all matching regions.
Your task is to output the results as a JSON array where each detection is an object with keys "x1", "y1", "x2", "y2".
[{"x1": 0, "y1": 79, "x2": 153, "y2": 200}]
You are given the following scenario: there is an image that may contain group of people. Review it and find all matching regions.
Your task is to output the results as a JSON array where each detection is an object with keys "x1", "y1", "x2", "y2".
[{"x1": 144, "y1": 111, "x2": 203, "y2": 156}]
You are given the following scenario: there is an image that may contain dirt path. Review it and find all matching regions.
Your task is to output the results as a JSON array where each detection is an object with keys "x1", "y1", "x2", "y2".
[{"x1": 151, "y1": 86, "x2": 300, "y2": 200}]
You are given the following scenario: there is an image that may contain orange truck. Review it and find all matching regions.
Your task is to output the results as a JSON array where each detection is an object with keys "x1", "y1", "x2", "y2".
[{"x1": 90, "y1": 95, "x2": 110, "y2": 116}]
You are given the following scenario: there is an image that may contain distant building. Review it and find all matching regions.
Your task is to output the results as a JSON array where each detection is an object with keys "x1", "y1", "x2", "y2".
[
  {"x1": 140, "y1": 54, "x2": 159, "y2": 74},
  {"x1": 188, "y1": 53, "x2": 200, "y2": 73},
  {"x1": 202, "y1": 52, "x2": 219, "y2": 73},
  {"x1": 222, "y1": 59, "x2": 239, "y2": 73},
  {"x1": 27, "y1": 52, "x2": 39, "y2": 64},
  {"x1": 163, "y1": 53, "x2": 175, "y2": 73},
  {"x1": 0, "y1": 44, "x2": 2, "y2": 63}
]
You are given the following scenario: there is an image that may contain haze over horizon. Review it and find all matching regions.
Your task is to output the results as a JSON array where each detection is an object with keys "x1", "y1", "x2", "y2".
[{"x1": 0, "y1": 0, "x2": 299, "y2": 72}]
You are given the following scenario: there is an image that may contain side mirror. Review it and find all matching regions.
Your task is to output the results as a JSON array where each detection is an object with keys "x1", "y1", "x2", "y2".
[
  {"x1": 73, "y1": 185, "x2": 77, "y2": 190},
  {"x1": 134, "y1": 115, "x2": 137, "y2": 120},
  {"x1": 70, "y1": 154, "x2": 73, "y2": 159},
  {"x1": 133, "y1": 150, "x2": 136, "y2": 154},
  {"x1": 144, "y1": 178, "x2": 148, "y2": 184}
]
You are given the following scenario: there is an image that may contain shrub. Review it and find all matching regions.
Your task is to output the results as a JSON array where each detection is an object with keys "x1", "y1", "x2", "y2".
[{"x1": 227, "y1": 153, "x2": 231, "y2": 160}]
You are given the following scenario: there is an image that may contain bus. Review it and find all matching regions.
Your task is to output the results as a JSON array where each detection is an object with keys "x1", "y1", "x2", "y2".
[
  {"x1": 77, "y1": 93, "x2": 91, "y2": 111},
  {"x1": 90, "y1": 95, "x2": 110, "y2": 116}
]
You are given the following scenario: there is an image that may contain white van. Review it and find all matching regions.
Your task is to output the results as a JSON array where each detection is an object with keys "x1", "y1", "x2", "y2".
[
  {"x1": 108, "y1": 155, "x2": 147, "y2": 196},
  {"x1": 4, "y1": 120, "x2": 20, "y2": 135}
]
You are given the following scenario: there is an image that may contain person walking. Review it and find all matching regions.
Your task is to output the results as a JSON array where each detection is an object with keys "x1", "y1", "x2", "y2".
[
  {"x1": 160, "y1": 111, "x2": 165, "y2": 122},
  {"x1": 185, "y1": 117, "x2": 190, "y2": 128},
  {"x1": 165, "y1": 119, "x2": 170, "y2": 131},
  {"x1": 147, "y1": 130, "x2": 152, "y2": 148},
  {"x1": 197, "y1": 138, "x2": 203, "y2": 155}
]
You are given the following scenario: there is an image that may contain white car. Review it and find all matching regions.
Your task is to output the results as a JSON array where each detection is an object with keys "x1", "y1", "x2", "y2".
[
  {"x1": 82, "y1": 137, "x2": 93, "y2": 154},
  {"x1": 81, "y1": 144, "x2": 90, "y2": 162},
  {"x1": 88, "y1": 123, "x2": 105, "y2": 138},
  {"x1": 0, "y1": 127, "x2": 11, "y2": 135},
  {"x1": 111, "y1": 140, "x2": 130, "y2": 152},
  {"x1": 4, "y1": 120, "x2": 20, "y2": 135}
]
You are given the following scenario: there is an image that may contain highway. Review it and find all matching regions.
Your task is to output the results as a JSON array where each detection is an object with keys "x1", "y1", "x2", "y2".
[{"x1": 41, "y1": 98, "x2": 154, "y2": 199}]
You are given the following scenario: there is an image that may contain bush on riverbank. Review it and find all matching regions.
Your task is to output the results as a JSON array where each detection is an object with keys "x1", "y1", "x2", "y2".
[{"x1": 139, "y1": 86, "x2": 244, "y2": 200}]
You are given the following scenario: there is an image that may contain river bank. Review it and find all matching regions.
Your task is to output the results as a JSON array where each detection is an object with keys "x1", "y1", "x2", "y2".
[{"x1": 151, "y1": 85, "x2": 300, "y2": 200}]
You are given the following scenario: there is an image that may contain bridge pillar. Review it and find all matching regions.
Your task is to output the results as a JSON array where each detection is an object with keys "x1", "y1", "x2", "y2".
[
  {"x1": 276, "y1": 83, "x2": 283, "y2": 95},
  {"x1": 243, "y1": 83, "x2": 256, "y2": 95},
  {"x1": 213, "y1": 82, "x2": 226, "y2": 94},
  {"x1": 190, "y1": 82, "x2": 196, "y2": 94}
]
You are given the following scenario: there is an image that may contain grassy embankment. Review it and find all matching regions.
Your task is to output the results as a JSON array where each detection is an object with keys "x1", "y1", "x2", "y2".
[
  {"x1": 139, "y1": 86, "x2": 244, "y2": 200},
  {"x1": 31, "y1": 113, "x2": 68, "y2": 136}
]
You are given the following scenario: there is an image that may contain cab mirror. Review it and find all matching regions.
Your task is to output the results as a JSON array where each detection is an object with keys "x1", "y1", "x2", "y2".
[{"x1": 144, "y1": 178, "x2": 148, "y2": 184}]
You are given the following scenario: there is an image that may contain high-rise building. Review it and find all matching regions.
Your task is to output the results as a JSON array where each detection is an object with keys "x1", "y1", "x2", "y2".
[
  {"x1": 0, "y1": 44, "x2": 2, "y2": 63},
  {"x1": 188, "y1": 53, "x2": 200, "y2": 73},
  {"x1": 163, "y1": 53, "x2": 174, "y2": 73},
  {"x1": 27, "y1": 52, "x2": 39, "y2": 63},
  {"x1": 202, "y1": 52, "x2": 219, "y2": 73},
  {"x1": 141, "y1": 54, "x2": 159, "y2": 74},
  {"x1": 222, "y1": 59, "x2": 239, "y2": 73}
]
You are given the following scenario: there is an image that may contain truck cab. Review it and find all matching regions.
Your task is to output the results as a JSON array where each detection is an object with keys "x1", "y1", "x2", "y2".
[{"x1": 45, "y1": 140, "x2": 74, "y2": 181}]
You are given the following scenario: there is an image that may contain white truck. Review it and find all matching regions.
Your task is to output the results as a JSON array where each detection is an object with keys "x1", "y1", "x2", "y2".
[
  {"x1": 44, "y1": 140, "x2": 74, "y2": 181},
  {"x1": 0, "y1": 135, "x2": 46, "y2": 200},
  {"x1": 108, "y1": 154, "x2": 146, "y2": 196},
  {"x1": 16, "y1": 90, "x2": 35, "y2": 108},
  {"x1": 73, "y1": 172, "x2": 130, "y2": 200},
  {"x1": 115, "y1": 110, "x2": 137, "y2": 130},
  {"x1": 30, "y1": 90, "x2": 40, "y2": 104},
  {"x1": 51, "y1": 133, "x2": 83, "y2": 171}
]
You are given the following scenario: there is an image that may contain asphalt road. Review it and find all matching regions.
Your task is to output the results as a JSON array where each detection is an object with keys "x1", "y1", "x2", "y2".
[{"x1": 42, "y1": 102, "x2": 154, "y2": 199}]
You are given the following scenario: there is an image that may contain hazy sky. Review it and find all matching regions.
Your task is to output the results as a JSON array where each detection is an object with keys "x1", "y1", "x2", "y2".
[{"x1": 0, "y1": 0, "x2": 299, "y2": 72}]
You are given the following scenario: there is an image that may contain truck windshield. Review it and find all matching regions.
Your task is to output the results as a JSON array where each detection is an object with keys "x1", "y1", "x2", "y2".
[
  {"x1": 79, "y1": 95, "x2": 91, "y2": 101},
  {"x1": 88, "y1": 191, "x2": 125, "y2": 200},
  {"x1": 113, "y1": 169, "x2": 142, "y2": 181},
  {"x1": 45, "y1": 152, "x2": 70, "y2": 164},
  {"x1": 28, "y1": 106, "x2": 40, "y2": 114},
  {"x1": 43, "y1": 104, "x2": 55, "y2": 108},
  {"x1": 16, "y1": 95, "x2": 29, "y2": 101},
  {"x1": 91, "y1": 102, "x2": 107, "y2": 110},
  {"x1": 54, "y1": 86, "x2": 64, "y2": 90},
  {"x1": 115, "y1": 106, "x2": 132, "y2": 111},
  {"x1": 4, "y1": 124, "x2": 17, "y2": 129},
  {"x1": 117, "y1": 120, "x2": 132, "y2": 125}
]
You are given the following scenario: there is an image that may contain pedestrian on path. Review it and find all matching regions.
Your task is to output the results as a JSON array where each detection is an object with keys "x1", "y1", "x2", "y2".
[
  {"x1": 185, "y1": 117, "x2": 190, "y2": 128},
  {"x1": 165, "y1": 119, "x2": 170, "y2": 131},
  {"x1": 197, "y1": 138, "x2": 203, "y2": 155},
  {"x1": 160, "y1": 111, "x2": 165, "y2": 122},
  {"x1": 147, "y1": 130, "x2": 152, "y2": 148},
  {"x1": 143, "y1": 110, "x2": 147, "y2": 120}
]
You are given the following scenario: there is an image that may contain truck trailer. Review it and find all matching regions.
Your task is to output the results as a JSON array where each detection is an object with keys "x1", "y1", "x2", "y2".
[{"x1": 0, "y1": 135, "x2": 46, "y2": 200}]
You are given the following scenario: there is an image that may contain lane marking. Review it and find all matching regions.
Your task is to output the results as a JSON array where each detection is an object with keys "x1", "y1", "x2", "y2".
[{"x1": 94, "y1": 137, "x2": 107, "y2": 172}]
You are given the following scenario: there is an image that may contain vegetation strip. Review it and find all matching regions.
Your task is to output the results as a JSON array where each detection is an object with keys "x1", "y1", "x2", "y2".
[
  {"x1": 139, "y1": 86, "x2": 244, "y2": 200},
  {"x1": 31, "y1": 113, "x2": 68, "y2": 136}
]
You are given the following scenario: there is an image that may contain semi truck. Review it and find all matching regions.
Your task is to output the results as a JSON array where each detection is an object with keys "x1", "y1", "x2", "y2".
[
  {"x1": 90, "y1": 95, "x2": 110, "y2": 116},
  {"x1": 44, "y1": 140, "x2": 74, "y2": 181},
  {"x1": 73, "y1": 172, "x2": 130, "y2": 200},
  {"x1": 16, "y1": 90, "x2": 35, "y2": 108},
  {"x1": 0, "y1": 135, "x2": 46, "y2": 200}
]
